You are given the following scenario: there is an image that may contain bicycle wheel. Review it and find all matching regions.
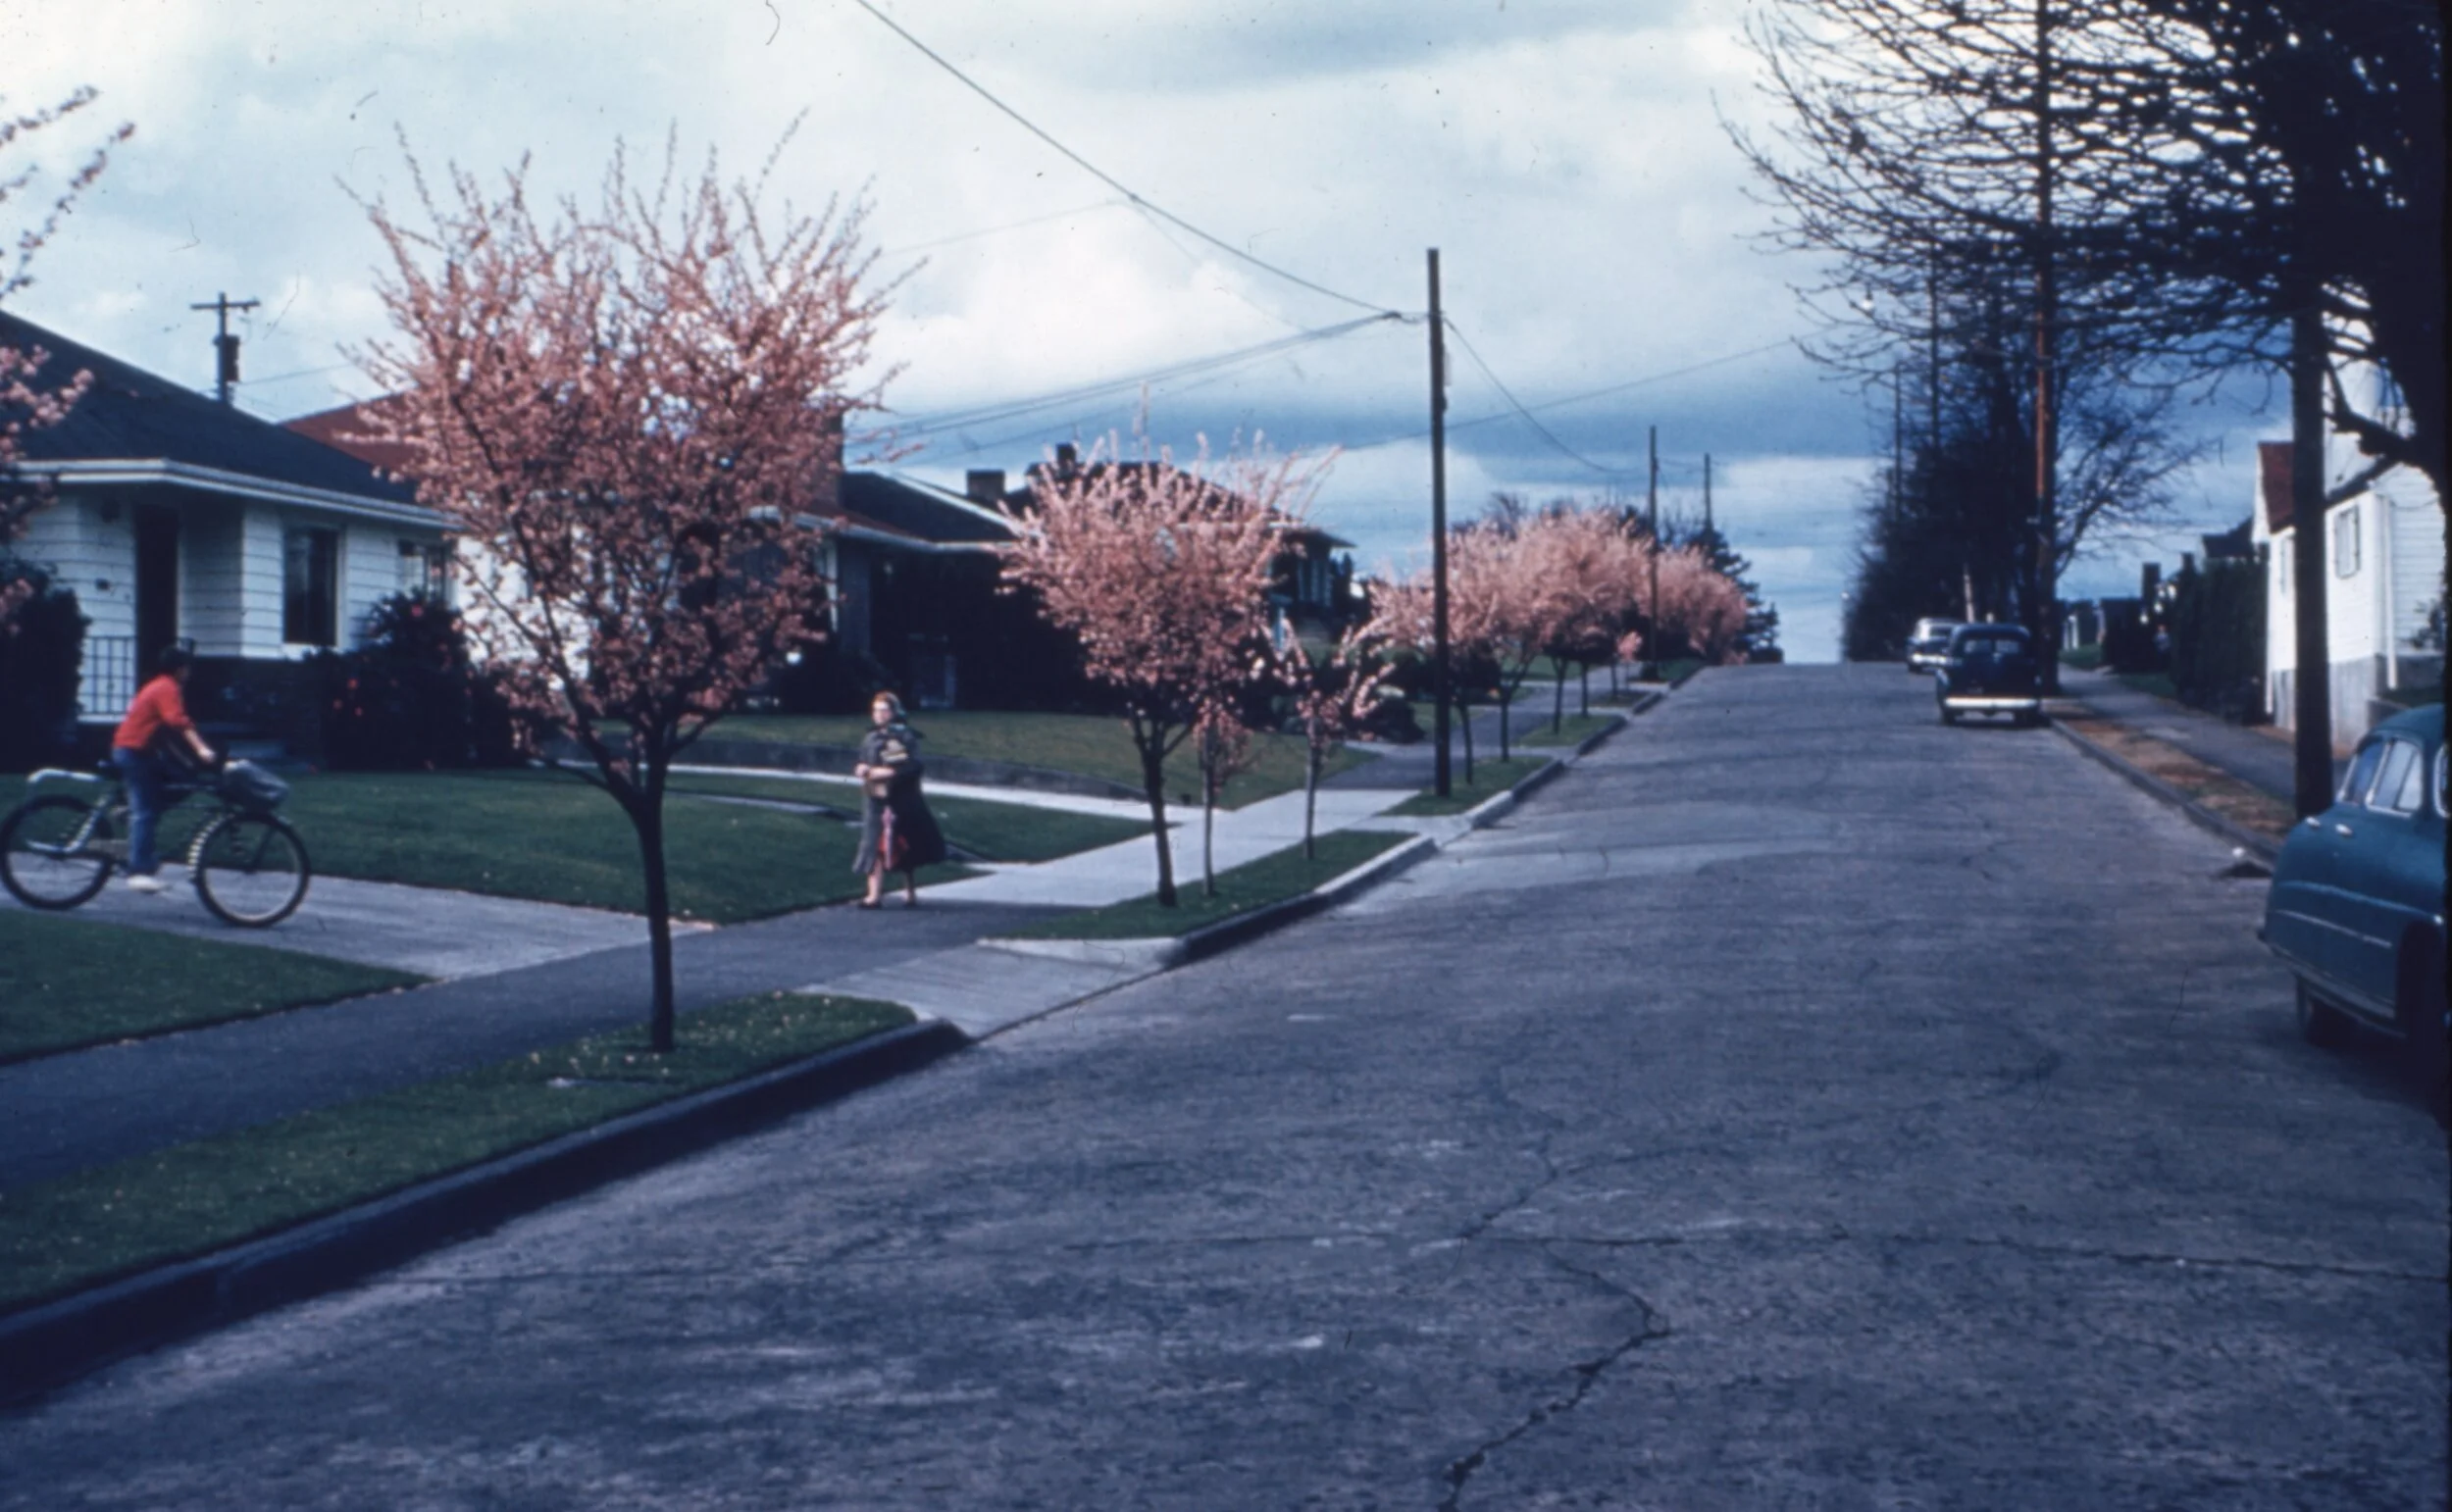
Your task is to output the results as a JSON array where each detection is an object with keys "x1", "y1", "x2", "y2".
[
  {"x1": 191, "y1": 812, "x2": 311, "y2": 927},
  {"x1": 0, "y1": 795, "x2": 116, "y2": 909}
]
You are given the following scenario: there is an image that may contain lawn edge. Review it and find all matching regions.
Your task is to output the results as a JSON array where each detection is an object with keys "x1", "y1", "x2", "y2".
[
  {"x1": 2049, "y1": 712, "x2": 2282, "y2": 862},
  {"x1": 0, "y1": 1017, "x2": 964, "y2": 1408}
]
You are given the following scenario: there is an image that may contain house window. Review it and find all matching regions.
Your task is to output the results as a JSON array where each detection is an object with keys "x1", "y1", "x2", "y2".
[
  {"x1": 2331, "y1": 505, "x2": 2360, "y2": 578},
  {"x1": 283, "y1": 528, "x2": 339, "y2": 646},
  {"x1": 397, "y1": 539, "x2": 451, "y2": 603}
]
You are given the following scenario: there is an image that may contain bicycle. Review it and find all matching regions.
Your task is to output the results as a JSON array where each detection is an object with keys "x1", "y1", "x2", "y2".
[{"x1": 1, "y1": 760, "x2": 313, "y2": 927}]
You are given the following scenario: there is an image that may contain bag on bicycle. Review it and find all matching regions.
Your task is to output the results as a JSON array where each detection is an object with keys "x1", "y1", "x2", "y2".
[{"x1": 218, "y1": 760, "x2": 290, "y2": 813}]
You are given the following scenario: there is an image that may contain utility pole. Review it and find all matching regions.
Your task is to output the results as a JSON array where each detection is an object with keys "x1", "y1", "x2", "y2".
[
  {"x1": 1427, "y1": 249, "x2": 1452, "y2": 799},
  {"x1": 1646, "y1": 424, "x2": 1660, "y2": 680},
  {"x1": 2028, "y1": 0, "x2": 2063, "y2": 695},
  {"x1": 1703, "y1": 452, "x2": 1713, "y2": 538},
  {"x1": 2287, "y1": 301, "x2": 2333, "y2": 818},
  {"x1": 189, "y1": 292, "x2": 260, "y2": 406}
]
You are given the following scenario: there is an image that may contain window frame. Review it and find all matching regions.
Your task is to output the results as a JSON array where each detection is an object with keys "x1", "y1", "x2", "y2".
[
  {"x1": 282, "y1": 526, "x2": 341, "y2": 648},
  {"x1": 2330, "y1": 504, "x2": 2361, "y2": 579},
  {"x1": 2371, "y1": 738, "x2": 2425, "y2": 817}
]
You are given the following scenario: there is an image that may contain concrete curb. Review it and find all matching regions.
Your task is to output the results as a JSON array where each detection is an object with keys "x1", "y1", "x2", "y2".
[
  {"x1": 0, "y1": 1018, "x2": 964, "y2": 1407},
  {"x1": 2050, "y1": 717, "x2": 2282, "y2": 863}
]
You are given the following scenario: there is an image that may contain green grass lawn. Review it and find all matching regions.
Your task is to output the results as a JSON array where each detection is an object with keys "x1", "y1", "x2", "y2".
[
  {"x1": 1384, "y1": 756, "x2": 1551, "y2": 816},
  {"x1": 5, "y1": 766, "x2": 1146, "y2": 922},
  {"x1": 2060, "y1": 643, "x2": 2106, "y2": 670},
  {"x1": 660, "y1": 773, "x2": 1149, "y2": 863},
  {"x1": 0, "y1": 991, "x2": 912, "y2": 1313},
  {"x1": 711, "y1": 711, "x2": 1369, "y2": 807},
  {"x1": 1515, "y1": 712, "x2": 1619, "y2": 748},
  {"x1": 2116, "y1": 672, "x2": 2181, "y2": 701},
  {"x1": 274, "y1": 769, "x2": 963, "y2": 923},
  {"x1": 993, "y1": 830, "x2": 1410, "y2": 941},
  {"x1": 0, "y1": 910, "x2": 424, "y2": 1065}
]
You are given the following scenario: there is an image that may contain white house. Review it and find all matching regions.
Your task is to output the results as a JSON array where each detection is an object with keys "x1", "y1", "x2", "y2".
[
  {"x1": 2252, "y1": 413, "x2": 2446, "y2": 748},
  {"x1": 1, "y1": 311, "x2": 453, "y2": 731}
]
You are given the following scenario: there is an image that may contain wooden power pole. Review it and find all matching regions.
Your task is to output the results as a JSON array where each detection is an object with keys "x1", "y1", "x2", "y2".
[{"x1": 1428, "y1": 250, "x2": 1452, "y2": 799}]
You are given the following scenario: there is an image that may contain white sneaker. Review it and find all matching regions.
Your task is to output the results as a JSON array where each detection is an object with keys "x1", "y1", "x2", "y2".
[{"x1": 125, "y1": 875, "x2": 167, "y2": 894}]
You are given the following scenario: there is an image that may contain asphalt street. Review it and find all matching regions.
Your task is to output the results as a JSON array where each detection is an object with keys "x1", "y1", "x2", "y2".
[{"x1": 3, "y1": 664, "x2": 2443, "y2": 1509}]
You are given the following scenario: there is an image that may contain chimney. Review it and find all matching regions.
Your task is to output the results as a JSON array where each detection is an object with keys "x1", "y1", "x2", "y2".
[
  {"x1": 1055, "y1": 441, "x2": 1079, "y2": 473},
  {"x1": 965, "y1": 469, "x2": 1005, "y2": 507}
]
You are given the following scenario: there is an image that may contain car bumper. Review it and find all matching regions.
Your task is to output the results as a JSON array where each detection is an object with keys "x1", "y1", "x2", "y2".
[{"x1": 1940, "y1": 694, "x2": 2042, "y2": 712}]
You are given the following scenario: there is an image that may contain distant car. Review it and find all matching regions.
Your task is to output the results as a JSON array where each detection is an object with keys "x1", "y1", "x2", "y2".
[
  {"x1": 1906, "y1": 618, "x2": 1962, "y2": 674},
  {"x1": 1934, "y1": 623, "x2": 2042, "y2": 726},
  {"x1": 2261, "y1": 703, "x2": 2447, "y2": 1083}
]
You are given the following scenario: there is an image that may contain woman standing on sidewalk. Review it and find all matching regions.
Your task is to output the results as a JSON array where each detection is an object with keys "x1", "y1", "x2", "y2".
[{"x1": 851, "y1": 691, "x2": 946, "y2": 908}]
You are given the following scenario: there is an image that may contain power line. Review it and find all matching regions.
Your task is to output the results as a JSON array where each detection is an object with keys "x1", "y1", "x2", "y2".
[
  {"x1": 1345, "y1": 337, "x2": 1796, "y2": 453},
  {"x1": 880, "y1": 198, "x2": 1128, "y2": 257},
  {"x1": 845, "y1": 0, "x2": 1402, "y2": 319},
  {"x1": 888, "y1": 314, "x2": 1400, "y2": 440},
  {"x1": 1441, "y1": 319, "x2": 1632, "y2": 479}
]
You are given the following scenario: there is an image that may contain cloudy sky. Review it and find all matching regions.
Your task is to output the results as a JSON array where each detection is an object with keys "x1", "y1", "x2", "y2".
[{"x1": 4, "y1": 0, "x2": 2286, "y2": 660}]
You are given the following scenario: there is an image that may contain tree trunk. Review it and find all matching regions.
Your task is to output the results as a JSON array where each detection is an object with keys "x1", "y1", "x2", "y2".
[
  {"x1": 1303, "y1": 738, "x2": 1320, "y2": 861},
  {"x1": 1201, "y1": 760, "x2": 1218, "y2": 897},
  {"x1": 1458, "y1": 695, "x2": 1476, "y2": 783},
  {"x1": 2028, "y1": 0, "x2": 2063, "y2": 698},
  {"x1": 2289, "y1": 300, "x2": 2334, "y2": 819},
  {"x1": 1141, "y1": 738, "x2": 1177, "y2": 907},
  {"x1": 1553, "y1": 663, "x2": 1565, "y2": 732},
  {"x1": 629, "y1": 784, "x2": 677, "y2": 1053},
  {"x1": 1579, "y1": 666, "x2": 1589, "y2": 716},
  {"x1": 1498, "y1": 686, "x2": 1512, "y2": 762}
]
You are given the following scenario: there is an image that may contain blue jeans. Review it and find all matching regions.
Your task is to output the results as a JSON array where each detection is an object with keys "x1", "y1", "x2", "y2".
[{"x1": 114, "y1": 746, "x2": 170, "y2": 877}]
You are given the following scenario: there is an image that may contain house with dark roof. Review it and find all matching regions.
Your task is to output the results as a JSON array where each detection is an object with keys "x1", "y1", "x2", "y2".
[
  {"x1": 281, "y1": 399, "x2": 1082, "y2": 712},
  {"x1": 1, "y1": 312, "x2": 453, "y2": 730}
]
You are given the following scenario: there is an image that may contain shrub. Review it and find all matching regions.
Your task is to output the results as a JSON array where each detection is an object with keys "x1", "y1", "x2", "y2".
[
  {"x1": 318, "y1": 594, "x2": 519, "y2": 769},
  {"x1": 0, "y1": 566, "x2": 85, "y2": 771}
]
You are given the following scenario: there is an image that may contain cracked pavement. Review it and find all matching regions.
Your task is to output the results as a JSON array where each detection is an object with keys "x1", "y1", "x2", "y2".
[{"x1": 2, "y1": 664, "x2": 2443, "y2": 1508}]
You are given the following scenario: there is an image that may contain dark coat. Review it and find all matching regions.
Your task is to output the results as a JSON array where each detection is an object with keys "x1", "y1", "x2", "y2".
[{"x1": 852, "y1": 720, "x2": 947, "y2": 875}]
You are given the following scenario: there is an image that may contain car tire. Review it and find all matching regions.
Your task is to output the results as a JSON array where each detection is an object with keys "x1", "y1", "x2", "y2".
[{"x1": 2296, "y1": 980, "x2": 2356, "y2": 1048}]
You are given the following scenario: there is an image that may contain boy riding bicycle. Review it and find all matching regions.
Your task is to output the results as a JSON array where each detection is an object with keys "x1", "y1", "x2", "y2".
[{"x1": 113, "y1": 642, "x2": 218, "y2": 893}]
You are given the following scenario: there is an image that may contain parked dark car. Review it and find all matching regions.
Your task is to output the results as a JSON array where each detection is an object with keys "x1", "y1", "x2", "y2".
[
  {"x1": 1906, "y1": 617, "x2": 1961, "y2": 675},
  {"x1": 2261, "y1": 703, "x2": 2447, "y2": 1084},
  {"x1": 1934, "y1": 623, "x2": 2042, "y2": 726}
]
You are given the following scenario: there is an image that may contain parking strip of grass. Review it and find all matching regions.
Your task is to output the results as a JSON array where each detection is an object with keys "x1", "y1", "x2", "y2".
[
  {"x1": 1384, "y1": 757, "x2": 1552, "y2": 816},
  {"x1": 994, "y1": 830, "x2": 1410, "y2": 941},
  {"x1": 0, "y1": 910, "x2": 424, "y2": 1065},
  {"x1": 1516, "y1": 713, "x2": 1619, "y2": 748},
  {"x1": 0, "y1": 991, "x2": 912, "y2": 1315},
  {"x1": 2057, "y1": 716, "x2": 2295, "y2": 844}
]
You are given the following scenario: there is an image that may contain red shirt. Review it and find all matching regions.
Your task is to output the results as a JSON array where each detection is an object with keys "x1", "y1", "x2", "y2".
[{"x1": 114, "y1": 675, "x2": 194, "y2": 751}]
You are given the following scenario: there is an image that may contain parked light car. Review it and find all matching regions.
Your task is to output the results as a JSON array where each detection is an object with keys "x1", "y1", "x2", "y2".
[
  {"x1": 2261, "y1": 703, "x2": 2447, "y2": 1084},
  {"x1": 1934, "y1": 623, "x2": 2042, "y2": 726},
  {"x1": 1906, "y1": 618, "x2": 1962, "y2": 674}
]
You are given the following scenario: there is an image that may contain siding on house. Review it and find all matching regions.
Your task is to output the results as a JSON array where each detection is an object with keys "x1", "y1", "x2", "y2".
[
  {"x1": 181, "y1": 502, "x2": 246, "y2": 654},
  {"x1": 2257, "y1": 462, "x2": 2445, "y2": 746},
  {"x1": 11, "y1": 489, "x2": 134, "y2": 643}
]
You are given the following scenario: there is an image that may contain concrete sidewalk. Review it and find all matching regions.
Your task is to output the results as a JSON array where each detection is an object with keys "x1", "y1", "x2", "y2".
[
  {"x1": 2055, "y1": 665, "x2": 2340, "y2": 800},
  {"x1": 2, "y1": 868, "x2": 685, "y2": 981}
]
